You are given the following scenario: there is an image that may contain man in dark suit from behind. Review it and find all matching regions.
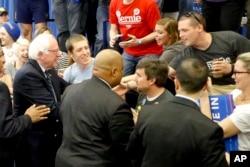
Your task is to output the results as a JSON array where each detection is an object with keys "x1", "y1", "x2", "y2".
[
  {"x1": 55, "y1": 49, "x2": 134, "y2": 167},
  {"x1": 13, "y1": 34, "x2": 69, "y2": 167},
  {"x1": 0, "y1": 81, "x2": 50, "y2": 167},
  {"x1": 127, "y1": 57, "x2": 229, "y2": 167}
]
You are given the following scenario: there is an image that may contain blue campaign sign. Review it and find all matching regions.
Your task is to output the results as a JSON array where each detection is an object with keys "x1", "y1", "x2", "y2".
[
  {"x1": 209, "y1": 94, "x2": 238, "y2": 152},
  {"x1": 193, "y1": 2, "x2": 202, "y2": 14}
]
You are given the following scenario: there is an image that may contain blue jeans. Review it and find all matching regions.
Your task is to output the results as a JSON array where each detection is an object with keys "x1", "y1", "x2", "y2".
[
  {"x1": 52, "y1": 0, "x2": 88, "y2": 51},
  {"x1": 122, "y1": 52, "x2": 160, "y2": 76},
  {"x1": 93, "y1": 5, "x2": 110, "y2": 57},
  {"x1": 179, "y1": 0, "x2": 193, "y2": 17}
]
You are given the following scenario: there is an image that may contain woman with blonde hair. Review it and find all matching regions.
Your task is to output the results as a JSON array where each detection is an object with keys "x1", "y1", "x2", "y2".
[
  {"x1": 155, "y1": 17, "x2": 186, "y2": 63},
  {"x1": 202, "y1": 52, "x2": 250, "y2": 151},
  {"x1": 5, "y1": 37, "x2": 30, "y2": 80}
]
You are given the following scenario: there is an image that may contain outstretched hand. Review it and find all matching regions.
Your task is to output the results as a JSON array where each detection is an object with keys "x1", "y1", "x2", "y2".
[
  {"x1": 119, "y1": 34, "x2": 139, "y2": 48},
  {"x1": 112, "y1": 82, "x2": 128, "y2": 100},
  {"x1": 25, "y1": 104, "x2": 50, "y2": 123}
]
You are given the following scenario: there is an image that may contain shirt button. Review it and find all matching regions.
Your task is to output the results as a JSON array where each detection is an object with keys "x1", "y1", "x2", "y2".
[
  {"x1": 54, "y1": 134, "x2": 57, "y2": 137},
  {"x1": 56, "y1": 119, "x2": 59, "y2": 122}
]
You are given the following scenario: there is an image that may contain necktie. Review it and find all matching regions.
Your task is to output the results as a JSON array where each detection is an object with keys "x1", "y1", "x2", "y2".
[{"x1": 45, "y1": 71, "x2": 58, "y2": 103}]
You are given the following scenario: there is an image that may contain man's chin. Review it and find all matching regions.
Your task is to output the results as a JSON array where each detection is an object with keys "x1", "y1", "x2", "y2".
[{"x1": 183, "y1": 42, "x2": 191, "y2": 46}]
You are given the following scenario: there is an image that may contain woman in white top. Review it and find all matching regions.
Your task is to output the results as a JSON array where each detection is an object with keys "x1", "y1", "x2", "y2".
[
  {"x1": 202, "y1": 52, "x2": 250, "y2": 151},
  {"x1": 221, "y1": 52, "x2": 250, "y2": 151}
]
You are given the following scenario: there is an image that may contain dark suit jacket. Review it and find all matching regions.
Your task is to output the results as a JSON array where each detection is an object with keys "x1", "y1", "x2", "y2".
[
  {"x1": 13, "y1": 59, "x2": 69, "y2": 167},
  {"x1": 127, "y1": 96, "x2": 228, "y2": 167},
  {"x1": 55, "y1": 76, "x2": 134, "y2": 167},
  {"x1": 0, "y1": 81, "x2": 32, "y2": 167}
]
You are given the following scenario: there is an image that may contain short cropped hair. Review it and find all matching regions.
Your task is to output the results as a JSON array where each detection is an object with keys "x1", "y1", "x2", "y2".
[
  {"x1": 65, "y1": 34, "x2": 89, "y2": 52},
  {"x1": 176, "y1": 57, "x2": 208, "y2": 93},
  {"x1": 179, "y1": 12, "x2": 206, "y2": 31},
  {"x1": 136, "y1": 57, "x2": 169, "y2": 87}
]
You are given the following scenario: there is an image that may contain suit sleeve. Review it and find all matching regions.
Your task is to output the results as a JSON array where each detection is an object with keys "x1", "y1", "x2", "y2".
[
  {"x1": 0, "y1": 82, "x2": 32, "y2": 139},
  {"x1": 109, "y1": 103, "x2": 134, "y2": 167},
  {"x1": 200, "y1": 126, "x2": 228, "y2": 167}
]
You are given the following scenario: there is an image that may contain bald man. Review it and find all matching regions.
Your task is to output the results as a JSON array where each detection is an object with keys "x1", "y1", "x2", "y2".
[{"x1": 55, "y1": 49, "x2": 134, "y2": 167}]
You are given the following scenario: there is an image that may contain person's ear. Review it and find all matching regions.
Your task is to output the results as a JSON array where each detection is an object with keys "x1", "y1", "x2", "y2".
[
  {"x1": 198, "y1": 23, "x2": 203, "y2": 32},
  {"x1": 149, "y1": 77, "x2": 156, "y2": 86},
  {"x1": 203, "y1": 77, "x2": 213, "y2": 95},
  {"x1": 111, "y1": 67, "x2": 117, "y2": 77},
  {"x1": 174, "y1": 78, "x2": 179, "y2": 91},
  {"x1": 67, "y1": 51, "x2": 74, "y2": 58},
  {"x1": 37, "y1": 51, "x2": 44, "y2": 59}
]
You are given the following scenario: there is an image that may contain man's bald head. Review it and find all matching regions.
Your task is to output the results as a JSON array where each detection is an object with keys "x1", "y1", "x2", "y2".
[{"x1": 93, "y1": 49, "x2": 123, "y2": 87}]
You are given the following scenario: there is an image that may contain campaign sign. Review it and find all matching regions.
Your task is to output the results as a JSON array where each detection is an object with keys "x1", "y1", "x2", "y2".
[{"x1": 209, "y1": 94, "x2": 238, "y2": 152}]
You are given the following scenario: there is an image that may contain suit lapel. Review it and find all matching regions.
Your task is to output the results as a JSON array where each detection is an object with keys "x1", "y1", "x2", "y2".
[
  {"x1": 28, "y1": 59, "x2": 46, "y2": 78},
  {"x1": 28, "y1": 59, "x2": 56, "y2": 96}
]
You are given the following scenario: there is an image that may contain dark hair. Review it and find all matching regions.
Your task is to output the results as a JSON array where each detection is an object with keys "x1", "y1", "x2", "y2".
[
  {"x1": 136, "y1": 57, "x2": 169, "y2": 87},
  {"x1": 176, "y1": 57, "x2": 208, "y2": 93}
]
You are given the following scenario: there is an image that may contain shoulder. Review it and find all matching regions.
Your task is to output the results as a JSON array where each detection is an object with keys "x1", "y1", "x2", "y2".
[
  {"x1": 0, "y1": 81, "x2": 9, "y2": 93},
  {"x1": 212, "y1": 31, "x2": 245, "y2": 40},
  {"x1": 164, "y1": 89, "x2": 174, "y2": 98},
  {"x1": 5, "y1": 62, "x2": 14, "y2": 69}
]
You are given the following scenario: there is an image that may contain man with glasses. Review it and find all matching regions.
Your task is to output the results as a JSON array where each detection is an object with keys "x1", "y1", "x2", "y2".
[
  {"x1": 13, "y1": 34, "x2": 69, "y2": 167},
  {"x1": 168, "y1": 12, "x2": 250, "y2": 95}
]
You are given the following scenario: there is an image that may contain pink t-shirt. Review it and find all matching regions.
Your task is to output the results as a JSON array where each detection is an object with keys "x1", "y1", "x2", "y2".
[{"x1": 109, "y1": 0, "x2": 163, "y2": 56}]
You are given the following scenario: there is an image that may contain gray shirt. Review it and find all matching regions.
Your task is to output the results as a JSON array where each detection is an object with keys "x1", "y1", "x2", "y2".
[
  {"x1": 170, "y1": 31, "x2": 250, "y2": 85},
  {"x1": 5, "y1": 62, "x2": 17, "y2": 80},
  {"x1": 160, "y1": 42, "x2": 186, "y2": 63}
]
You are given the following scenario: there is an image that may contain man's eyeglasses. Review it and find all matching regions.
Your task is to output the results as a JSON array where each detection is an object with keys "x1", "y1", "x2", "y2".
[
  {"x1": 184, "y1": 12, "x2": 201, "y2": 24},
  {"x1": 48, "y1": 49, "x2": 61, "y2": 53},
  {"x1": 233, "y1": 71, "x2": 250, "y2": 76}
]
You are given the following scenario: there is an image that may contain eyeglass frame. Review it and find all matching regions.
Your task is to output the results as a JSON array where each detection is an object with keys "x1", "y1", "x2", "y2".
[
  {"x1": 233, "y1": 71, "x2": 250, "y2": 76},
  {"x1": 47, "y1": 49, "x2": 61, "y2": 53},
  {"x1": 184, "y1": 12, "x2": 201, "y2": 24}
]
